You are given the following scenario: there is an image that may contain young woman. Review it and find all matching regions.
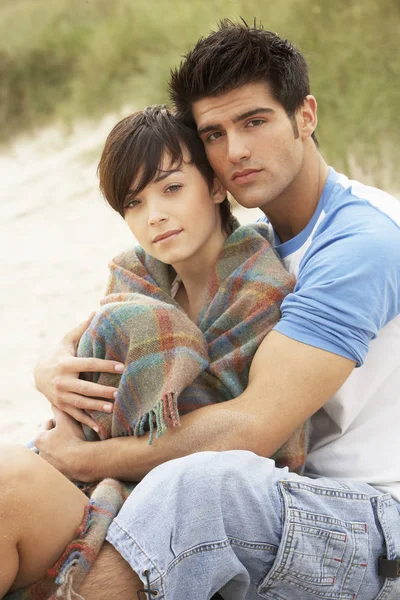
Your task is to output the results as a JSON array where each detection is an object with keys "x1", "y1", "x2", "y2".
[{"x1": 1, "y1": 106, "x2": 298, "y2": 600}]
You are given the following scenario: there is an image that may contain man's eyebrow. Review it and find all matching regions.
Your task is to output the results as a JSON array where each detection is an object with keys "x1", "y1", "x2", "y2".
[
  {"x1": 197, "y1": 107, "x2": 275, "y2": 136},
  {"x1": 233, "y1": 107, "x2": 275, "y2": 123}
]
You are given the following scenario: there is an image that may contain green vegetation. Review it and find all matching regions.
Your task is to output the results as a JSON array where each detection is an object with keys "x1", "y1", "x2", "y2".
[{"x1": 1, "y1": 0, "x2": 399, "y2": 183}]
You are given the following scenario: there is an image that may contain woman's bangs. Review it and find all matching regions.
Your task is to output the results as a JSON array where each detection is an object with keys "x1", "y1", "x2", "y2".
[
  {"x1": 124, "y1": 134, "x2": 164, "y2": 201},
  {"x1": 127, "y1": 136, "x2": 185, "y2": 200}
]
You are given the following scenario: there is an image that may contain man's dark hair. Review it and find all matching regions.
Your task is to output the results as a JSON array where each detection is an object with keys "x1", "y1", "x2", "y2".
[
  {"x1": 98, "y1": 105, "x2": 233, "y2": 234},
  {"x1": 169, "y1": 19, "x2": 318, "y2": 144}
]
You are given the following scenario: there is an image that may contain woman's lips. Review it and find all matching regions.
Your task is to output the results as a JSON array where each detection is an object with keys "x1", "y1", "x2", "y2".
[{"x1": 152, "y1": 229, "x2": 183, "y2": 243}]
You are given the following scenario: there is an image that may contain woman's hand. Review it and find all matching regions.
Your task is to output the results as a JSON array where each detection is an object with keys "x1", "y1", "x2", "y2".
[{"x1": 34, "y1": 314, "x2": 124, "y2": 431}]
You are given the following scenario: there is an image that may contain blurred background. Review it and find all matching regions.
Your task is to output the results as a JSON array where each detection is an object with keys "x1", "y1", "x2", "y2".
[{"x1": 1, "y1": 0, "x2": 399, "y2": 443}]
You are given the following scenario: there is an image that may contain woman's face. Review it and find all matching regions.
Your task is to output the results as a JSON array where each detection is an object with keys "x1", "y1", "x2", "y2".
[{"x1": 123, "y1": 150, "x2": 226, "y2": 268}]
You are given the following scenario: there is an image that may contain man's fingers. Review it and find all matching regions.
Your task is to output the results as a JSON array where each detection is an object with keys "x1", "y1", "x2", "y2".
[
  {"x1": 35, "y1": 419, "x2": 55, "y2": 452},
  {"x1": 58, "y1": 356, "x2": 124, "y2": 376}
]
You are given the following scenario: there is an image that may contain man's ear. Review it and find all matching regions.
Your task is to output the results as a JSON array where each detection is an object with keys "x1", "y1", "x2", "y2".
[
  {"x1": 299, "y1": 95, "x2": 318, "y2": 139},
  {"x1": 212, "y1": 177, "x2": 227, "y2": 205}
]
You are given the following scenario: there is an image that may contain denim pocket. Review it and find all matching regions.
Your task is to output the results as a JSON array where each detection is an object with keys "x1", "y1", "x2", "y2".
[
  {"x1": 258, "y1": 481, "x2": 370, "y2": 599},
  {"x1": 284, "y1": 522, "x2": 347, "y2": 585}
]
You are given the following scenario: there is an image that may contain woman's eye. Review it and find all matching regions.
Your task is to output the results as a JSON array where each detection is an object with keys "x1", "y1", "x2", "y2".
[
  {"x1": 125, "y1": 199, "x2": 140, "y2": 209},
  {"x1": 165, "y1": 184, "x2": 182, "y2": 193},
  {"x1": 207, "y1": 131, "x2": 223, "y2": 142}
]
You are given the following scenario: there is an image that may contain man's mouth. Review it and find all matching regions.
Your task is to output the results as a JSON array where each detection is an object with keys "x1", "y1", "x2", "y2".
[
  {"x1": 232, "y1": 169, "x2": 261, "y2": 184},
  {"x1": 152, "y1": 229, "x2": 183, "y2": 243}
]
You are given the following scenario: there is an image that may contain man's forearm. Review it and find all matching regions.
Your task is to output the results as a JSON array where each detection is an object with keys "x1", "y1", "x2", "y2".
[
  {"x1": 74, "y1": 399, "x2": 258, "y2": 482},
  {"x1": 69, "y1": 331, "x2": 355, "y2": 483}
]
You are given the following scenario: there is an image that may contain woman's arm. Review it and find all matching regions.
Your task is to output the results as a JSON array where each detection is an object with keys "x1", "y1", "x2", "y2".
[{"x1": 34, "y1": 315, "x2": 124, "y2": 431}]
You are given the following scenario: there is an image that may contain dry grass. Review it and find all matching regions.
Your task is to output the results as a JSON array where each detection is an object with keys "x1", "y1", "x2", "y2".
[{"x1": 0, "y1": 0, "x2": 399, "y2": 187}]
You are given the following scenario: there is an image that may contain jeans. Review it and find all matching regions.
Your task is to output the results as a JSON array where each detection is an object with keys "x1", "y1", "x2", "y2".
[{"x1": 106, "y1": 450, "x2": 400, "y2": 600}]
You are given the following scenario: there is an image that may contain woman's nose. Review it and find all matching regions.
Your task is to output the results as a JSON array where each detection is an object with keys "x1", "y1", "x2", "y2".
[{"x1": 148, "y1": 210, "x2": 168, "y2": 226}]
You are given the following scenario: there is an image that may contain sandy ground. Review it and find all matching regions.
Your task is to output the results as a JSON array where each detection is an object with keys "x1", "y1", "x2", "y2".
[{"x1": 0, "y1": 114, "x2": 262, "y2": 444}]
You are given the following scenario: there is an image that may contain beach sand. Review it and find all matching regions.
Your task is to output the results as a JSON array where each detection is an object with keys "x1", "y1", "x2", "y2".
[{"x1": 0, "y1": 114, "x2": 262, "y2": 444}]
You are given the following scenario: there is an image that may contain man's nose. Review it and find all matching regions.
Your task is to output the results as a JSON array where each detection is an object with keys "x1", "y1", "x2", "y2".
[{"x1": 226, "y1": 133, "x2": 250, "y2": 163}]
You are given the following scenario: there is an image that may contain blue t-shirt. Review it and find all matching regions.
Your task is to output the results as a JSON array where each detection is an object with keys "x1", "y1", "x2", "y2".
[{"x1": 258, "y1": 167, "x2": 400, "y2": 366}]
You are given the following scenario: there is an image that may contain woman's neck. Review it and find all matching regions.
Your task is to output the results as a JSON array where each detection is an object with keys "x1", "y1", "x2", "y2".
[{"x1": 173, "y1": 228, "x2": 227, "y2": 321}]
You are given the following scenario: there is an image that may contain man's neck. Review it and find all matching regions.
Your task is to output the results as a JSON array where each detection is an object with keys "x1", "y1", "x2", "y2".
[{"x1": 265, "y1": 151, "x2": 329, "y2": 244}]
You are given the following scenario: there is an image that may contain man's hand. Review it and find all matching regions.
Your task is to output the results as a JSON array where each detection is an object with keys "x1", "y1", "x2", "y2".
[
  {"x1": 34, "y1": 315, "x2": 124, "y2": 431},
  {"x1": 34, "y1": 408, "x2": 88, "y2": 480}
]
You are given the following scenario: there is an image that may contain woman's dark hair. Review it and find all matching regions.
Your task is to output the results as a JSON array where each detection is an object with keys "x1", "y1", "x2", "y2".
[
  {"x1": 169, "y1": 19, "x2": 318, "y2": 145},
  {"x1": 98, "y1": 105, "x2": 233, "y2": 234}
]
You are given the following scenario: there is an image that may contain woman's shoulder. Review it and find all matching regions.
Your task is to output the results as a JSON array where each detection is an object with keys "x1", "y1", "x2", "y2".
[
  {"x1": 109, "y1": 244, "x2": 145, "y2": 269},
  {"x1": 228, "y1": 220, "x2": 275, "y2": 246}
]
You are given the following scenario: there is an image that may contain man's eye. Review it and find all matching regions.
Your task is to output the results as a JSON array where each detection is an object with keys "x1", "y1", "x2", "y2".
[
  {"x1": 207, "y1": 131, "x2": 223, "y2": 142},
  {"x1": 165, "y1": 184, "x2": 183, "y2": 193},
  {"x1": 247, "y1": 119, "x2": 265, "y2": 128}
]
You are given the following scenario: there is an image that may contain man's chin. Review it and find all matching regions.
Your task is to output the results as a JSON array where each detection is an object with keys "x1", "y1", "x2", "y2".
[{"x1": 233, "y1": 195, "x2": 267, "y2": 210}]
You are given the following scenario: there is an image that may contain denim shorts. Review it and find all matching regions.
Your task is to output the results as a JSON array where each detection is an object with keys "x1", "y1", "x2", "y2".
[{"x1": 106, "y1": 450, "x2": 400, "y2": 600}]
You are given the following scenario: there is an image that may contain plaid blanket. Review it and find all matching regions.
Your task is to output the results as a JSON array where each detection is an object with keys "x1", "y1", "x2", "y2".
[
  {"x1": 8, "y1": 220, "x2": 306, "y2": 600},
  {"x1": 79, "y1": 220, "x2": 299, "y2": 452}
]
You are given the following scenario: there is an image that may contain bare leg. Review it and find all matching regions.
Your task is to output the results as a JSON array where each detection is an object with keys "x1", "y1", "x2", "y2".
[
  {"x1": 79, "y1": 542, "x2": 144, "y2": 600},
  {"x1": 0, "y1": 444, "x2": 88, "y2": 596}
]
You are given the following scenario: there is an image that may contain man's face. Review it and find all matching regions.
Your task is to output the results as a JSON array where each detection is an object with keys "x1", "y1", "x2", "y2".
[{"x1": 193, "y1": 82, "x2": 306, "y2": 214}]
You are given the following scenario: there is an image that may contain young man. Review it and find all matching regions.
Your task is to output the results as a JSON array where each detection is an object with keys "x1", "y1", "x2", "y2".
[{"x1": 34, "y1": 21, "x2": 400, "y2": 599}]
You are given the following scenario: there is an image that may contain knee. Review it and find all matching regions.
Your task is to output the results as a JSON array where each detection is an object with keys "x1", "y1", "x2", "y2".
[
  {"x1": 149, "y1": 451, "x2": 222, "y2": 487},
  {"x1": 155, "y1": 449, "x2": 265, "y2": 483},
  {"x1": 0, "y1": 444, "x2": 38, "y2": 489},
  {"x1": 138, "y1": 450, "x2": 281, "y2": 517},
  {"x1": 120, "y1": 452, "x2": 270, "y2": 549},
  {"x1": 139, "y1": 451, "x2": 257, "y2": 504}
]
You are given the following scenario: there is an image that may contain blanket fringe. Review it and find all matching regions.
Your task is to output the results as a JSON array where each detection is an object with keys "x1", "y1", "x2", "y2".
[
  {"x1": 51, "y1": 566, "x2": 84, "y2": 600},
  {"x1": 134, "y1": 392, "x2": 180, "y2": 444}
]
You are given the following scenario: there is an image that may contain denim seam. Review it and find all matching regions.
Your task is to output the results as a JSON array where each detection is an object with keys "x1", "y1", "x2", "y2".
[
  {"x1": 370, "y1": 495, "x2": 396, "y2": 600},
  {"x1": 373, "y1": 580, "x2": 394, "y2": 600},
  {"x1": 284, "y1": 481, "x2": 370, "y2": 500},
  {"x1": 163, "y1": 535, "x2": 278, "y2": 577},
  {"x1": 377, "y1": 496, "x2": 395, "y2": 557},
  {"x1": 164, "y1": 539, "x2": 231, "y2": 576},
  {"x1": 292, "y1": 523, "x2": 347, "y2": 541},
  {"x1": 268, "y1": 577, "x2": 353, "y2": 599},
  {"x1": 109, "y1": 520, "x2": 165, "y2": 593},
  {"x1": 341, "y1": 523, "x2": 358, "y2": 597},
  {"x1": 290, "y1": 509, "x2": 369, "y2": 529},
  {"x1": 228, "y1": 536, "x2": 278, "y2": 553}
]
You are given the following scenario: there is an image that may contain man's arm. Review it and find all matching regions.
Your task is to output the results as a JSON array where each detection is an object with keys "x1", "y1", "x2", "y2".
[{"x1": 36, "y1": 330, "x2": 355, "y2": 482}]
